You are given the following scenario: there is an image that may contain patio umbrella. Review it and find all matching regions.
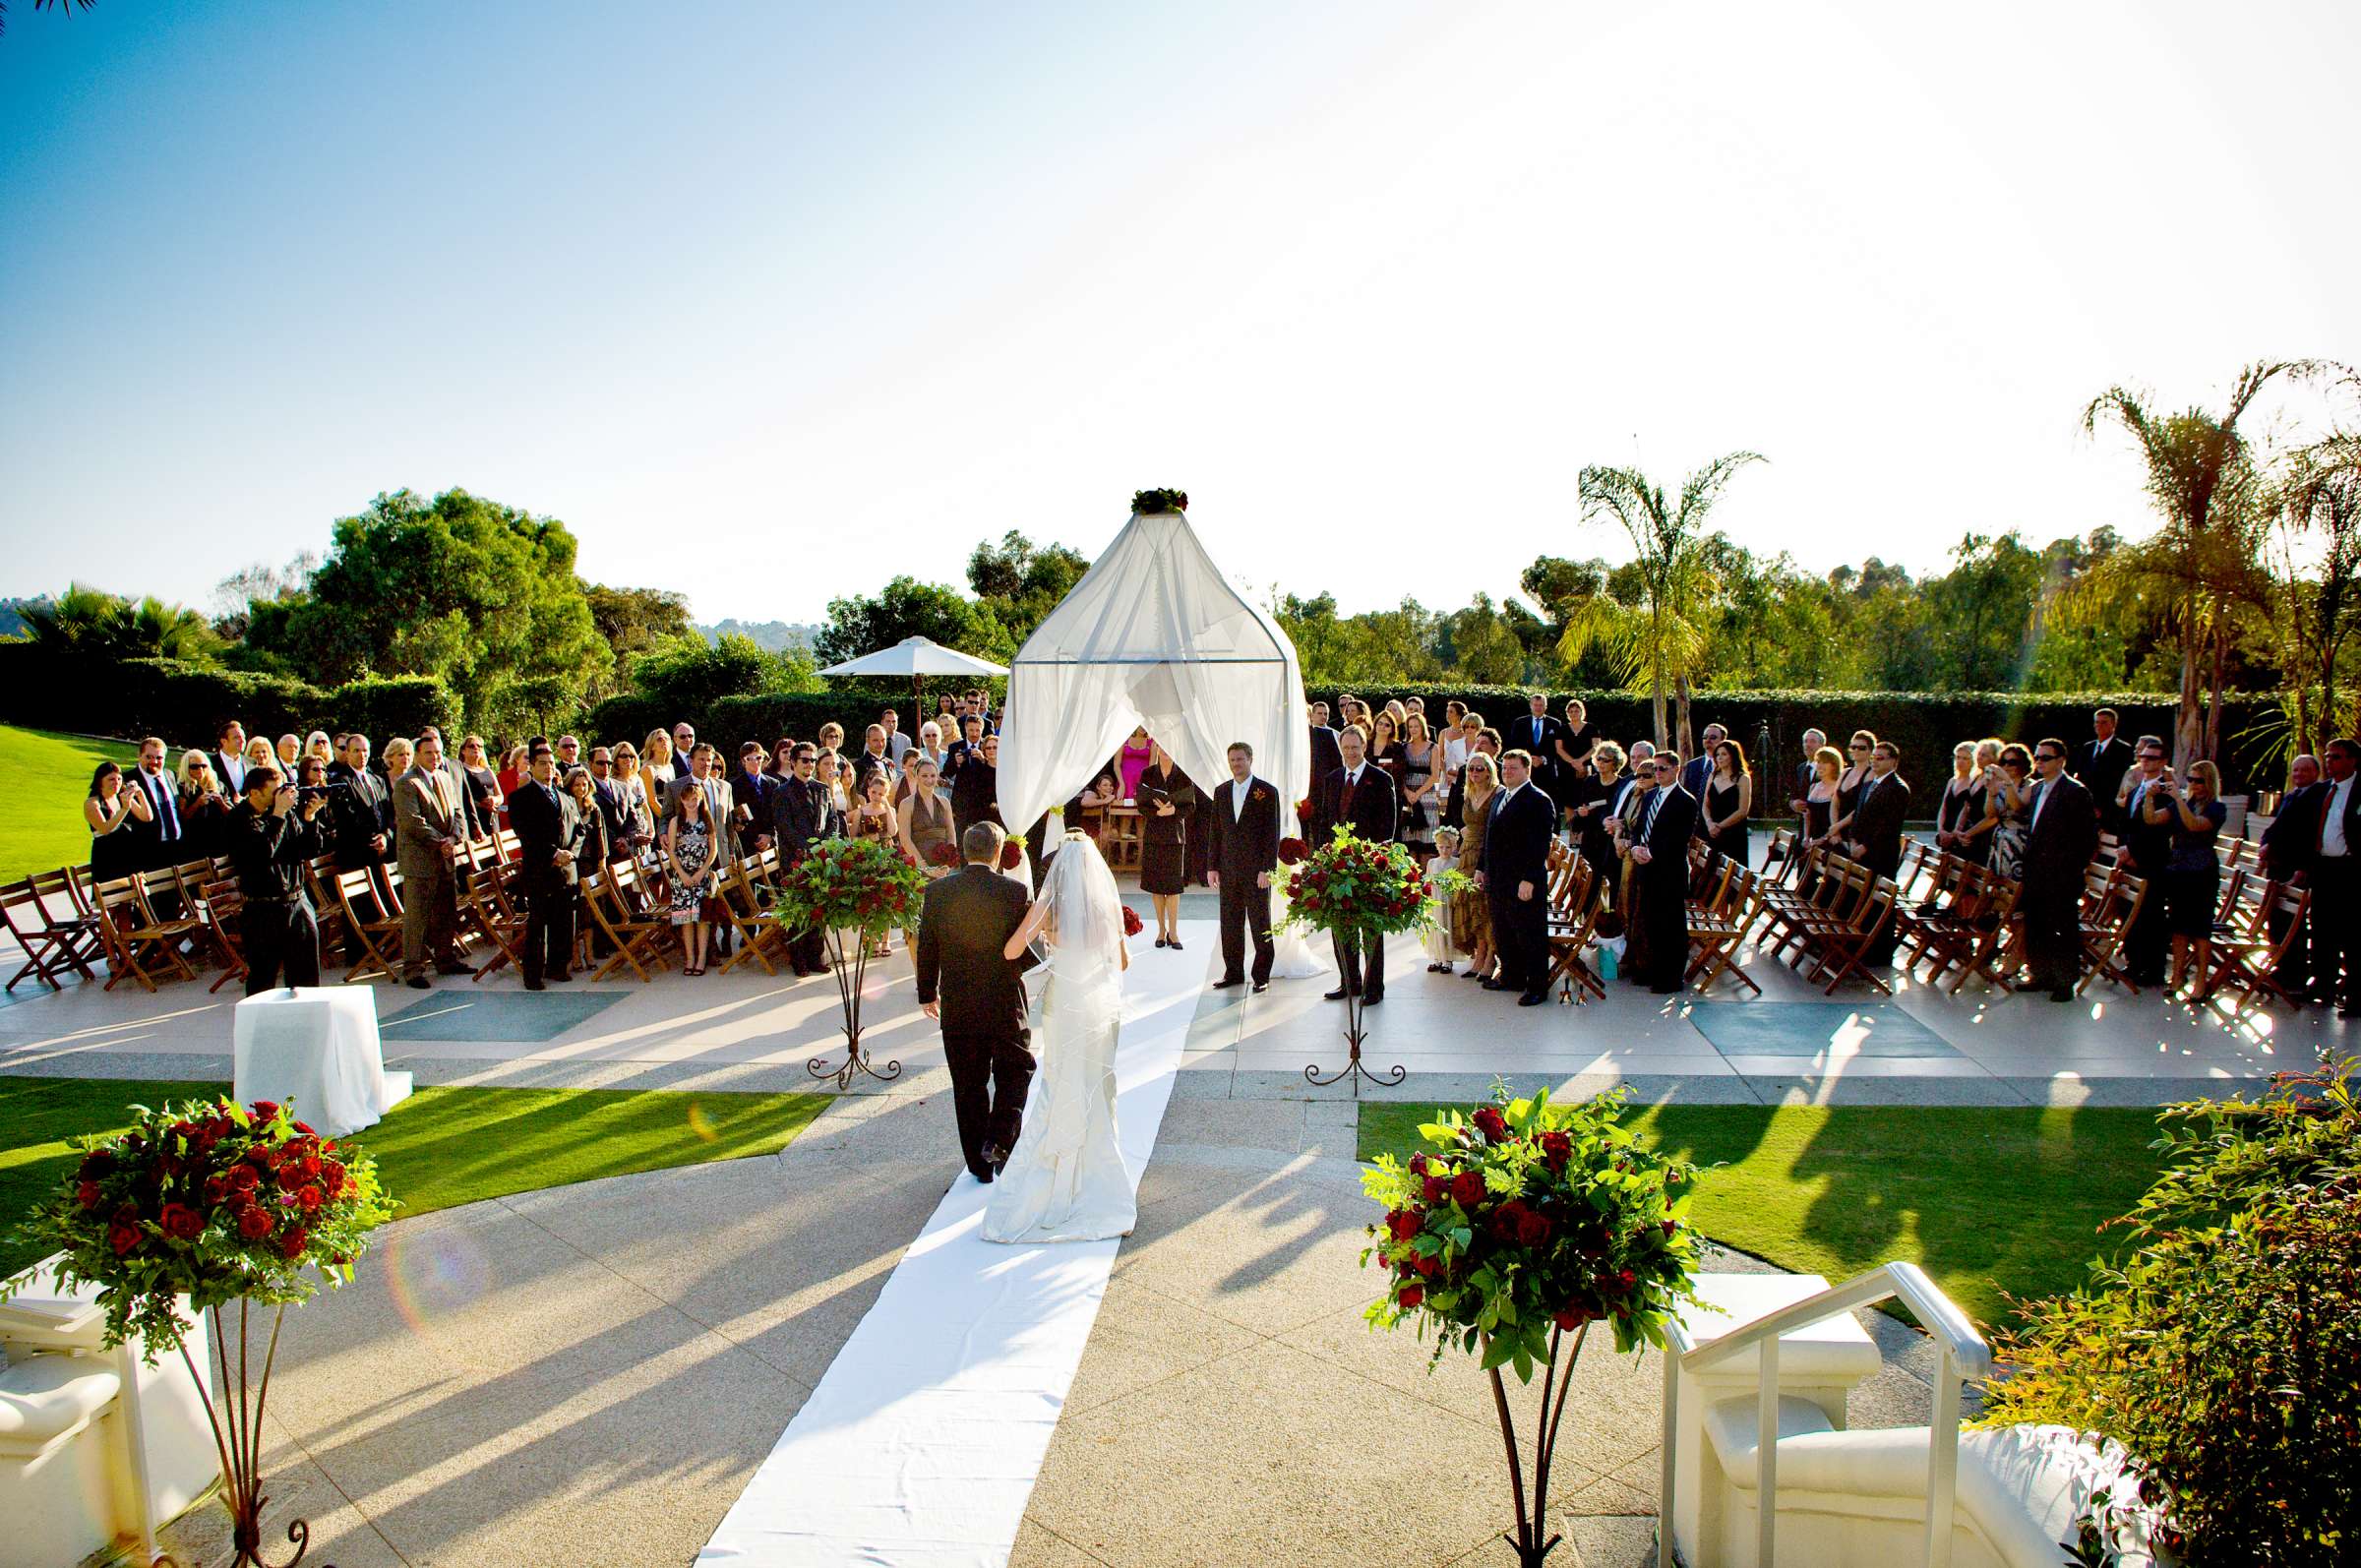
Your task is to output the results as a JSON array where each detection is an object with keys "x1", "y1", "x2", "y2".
[{"x1": 817, "y1": 634, "x2": 1009, "y2": 705}]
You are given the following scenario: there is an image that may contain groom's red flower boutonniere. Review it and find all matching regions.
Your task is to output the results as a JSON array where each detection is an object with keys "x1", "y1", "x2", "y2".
[{"x1": 1250, "y1": 786, "x2": 1270, "y2": 804}]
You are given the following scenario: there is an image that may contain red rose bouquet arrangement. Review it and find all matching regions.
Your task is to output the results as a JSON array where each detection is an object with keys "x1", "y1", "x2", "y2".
[
  {"x1": 1277, "y1": 836, "x2": 1309, "y2": 866},
  {"x1": 1362, "y1": 1084, "x2": 1703, "y2": 1566},
  {"x1": 4, "y1": 1096, "x2": 395, "y2": 1561},
  {"x1": 770, "y1": 835, "x2": 929, "y2": 1087},
  {"x1": 999, "y1": 833, "x2": 1028, "y2": 872},
  {"x1": 1120, "y1": 905, "x2": 1144, "y2": 938},
  {"x1": 1277, "y1": 825, "x2": 1468, "y2": 1086},
  {"x1": 927, "y1": 842, "x2": 960, "y2": 870},
  {"x1": 1130, "y1": 486, "x2": 1188, "y2": 514}
]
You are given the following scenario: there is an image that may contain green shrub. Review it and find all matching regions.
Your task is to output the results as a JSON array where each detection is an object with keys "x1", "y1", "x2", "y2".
[
  {"x1": 1977, "y1": 1060, "x2": 2361, "y2": 1564},
  {"x1": 328, "y1": 675, "x2": 462, "y2": 743}
]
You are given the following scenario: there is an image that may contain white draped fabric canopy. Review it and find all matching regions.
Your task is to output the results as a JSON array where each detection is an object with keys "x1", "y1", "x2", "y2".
[{"x1": 996, "y1": 508, "x2": 1326, "y2": 977}]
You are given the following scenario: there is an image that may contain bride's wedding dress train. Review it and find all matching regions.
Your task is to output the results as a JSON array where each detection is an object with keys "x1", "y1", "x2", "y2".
[{"x1": 983, "y1": 835, "x2": 1135, "y2": 1243}]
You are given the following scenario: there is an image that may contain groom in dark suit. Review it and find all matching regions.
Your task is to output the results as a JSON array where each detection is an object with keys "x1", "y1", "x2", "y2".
[
  {"x1": 1310, "y1": 724, "x2": 1399, "y2": 1003},
  {"x1": 1206, "y1": 741, "x2": 1281, "y2": 993},
  {"x1": 916, "y1": 821, "x2": 1039, "y2": 1183}
]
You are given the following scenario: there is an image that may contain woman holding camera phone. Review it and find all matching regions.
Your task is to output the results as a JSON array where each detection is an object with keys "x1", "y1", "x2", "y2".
[{"x1": 2143, "y1": 759, "x2": 2227, "y2": 998}]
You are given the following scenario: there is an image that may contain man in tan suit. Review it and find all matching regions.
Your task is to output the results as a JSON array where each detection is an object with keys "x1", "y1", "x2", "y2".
[{"x1": 395, "y1": 732, "x2": 470, "y2": 988}]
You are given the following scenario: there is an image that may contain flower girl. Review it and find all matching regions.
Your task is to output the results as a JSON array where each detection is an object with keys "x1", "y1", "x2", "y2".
[{"x1": 1423, "y1": 826, "x2": 1462, "y2": 974}]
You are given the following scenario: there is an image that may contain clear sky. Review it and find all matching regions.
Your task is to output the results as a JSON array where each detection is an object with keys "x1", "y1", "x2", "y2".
[{"x1": 2, "y1": 0, "x2": 2354, "y2": 625}]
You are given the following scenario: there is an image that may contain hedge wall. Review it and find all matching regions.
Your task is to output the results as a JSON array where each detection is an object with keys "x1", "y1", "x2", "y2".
[
  {"x1": 0, "y1": 647, "x2": 460, "y2": 752},
  {"x1": 1302, "y1": 686, "x2": 2285, "y2": 794}
]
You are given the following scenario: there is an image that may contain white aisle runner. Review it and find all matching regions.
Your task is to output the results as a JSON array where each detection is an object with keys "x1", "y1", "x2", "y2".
[{"x1": 697, "y1": 925, "x2": 1206, "y2": 1567}]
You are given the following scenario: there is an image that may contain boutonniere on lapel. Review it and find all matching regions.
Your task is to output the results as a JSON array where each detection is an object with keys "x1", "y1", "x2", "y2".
[{"x1": 1249, "y1": 786, "x2": 1270, "y2": 804}]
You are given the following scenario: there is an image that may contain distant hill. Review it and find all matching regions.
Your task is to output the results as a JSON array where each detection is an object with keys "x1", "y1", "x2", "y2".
[
  {"x1": 0, "y1": 596, "x2": 52, "y2": 638},
  {"x1": 695, "y1": 619, "x2": 818, "y2": 653}
]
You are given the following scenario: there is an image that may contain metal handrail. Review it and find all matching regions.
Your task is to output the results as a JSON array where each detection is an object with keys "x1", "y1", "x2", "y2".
[{"x1": 1658, "y1": 1262, "x2": 1991, "y2": 1568}]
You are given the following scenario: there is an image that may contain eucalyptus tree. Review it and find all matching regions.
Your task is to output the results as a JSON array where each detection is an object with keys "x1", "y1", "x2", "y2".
[{"x1": 1561, "y1": 452, "x2": 1765, "y2": 751}]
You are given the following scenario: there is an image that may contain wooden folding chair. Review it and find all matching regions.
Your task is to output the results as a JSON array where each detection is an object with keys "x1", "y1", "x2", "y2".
[
  {"x1": 460, "y1": 861, "x2": 528, "y2": 981},
  {"x1": 89, "y1": 875, "x2": 201, "y2": 992},
  {"x1": 331, "y1": 868, "x2": 404, "y2": 984},
  {"x1": 198, "y1": 875, "x2": 251, "y2": 994},
  {"x1": 4, "y1": 873, "x2": 99, "y2": 990},
  {"x1": 1686, "y1": 863, "x2": 1766, "y2": 995},
  {"x1": 585, "y1": 864, "x2": 675, "y2": 982},
  {"x1": 1541, "y1": 857, "x2": 1604, "y2": 1002},
  {"x1": 2076, "y1": 864, "x2": 2148, "y2": 996},
  {"x1": 1791, "y1": 864, "x2": 1897, "y2": 995},
  {"x1": 2205, "y1": 879, "x2": 2311, "y2": 1013},
  {"x1": 715, "y1": 860, "x2": 789, "y2": 976}
]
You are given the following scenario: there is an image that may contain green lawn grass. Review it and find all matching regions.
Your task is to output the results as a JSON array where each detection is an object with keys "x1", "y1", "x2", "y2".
[
  {"x1": 0, "y1": 723, "x2": 144, "y2": 883},
  {"x1": 1359, "y1": 1102, "x2": 2171, "y2": 1329},
  {"x1": 1, "y1": 1076, "x2": 829, "y2": 1280}
]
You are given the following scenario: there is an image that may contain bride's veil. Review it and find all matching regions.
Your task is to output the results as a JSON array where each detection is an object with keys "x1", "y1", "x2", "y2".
[{"x1": 1038, "y1": 829, "x2": 1126, "y2": 989}]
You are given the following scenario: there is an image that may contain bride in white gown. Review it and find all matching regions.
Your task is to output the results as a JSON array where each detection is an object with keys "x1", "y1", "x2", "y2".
[{"x1": 983, "y1": 830, "x2": 1135, "y2": 1244}]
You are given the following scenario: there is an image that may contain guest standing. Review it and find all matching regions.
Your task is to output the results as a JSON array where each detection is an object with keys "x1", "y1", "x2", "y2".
[
  {"x1": 1205, "y1": 742, "x2": 1280, "y2": 994},
  {"x1": 1701, "y1": 740, "x2": 1752, "y2": 868},
  {"x1": 126, "y1": 737, "x2": 185, "y2": 871},
  {"x1": 1481, "y1": 750, "x2": 1555, "y2": 1006},
  {"x1": 2257, "y1": 754, "x2": 2325, "y2": 994},
  {"x1": 223, "y1": 763, "x2": 330, "y2": 994},
  {"x1": 86, "y1": 761, "x2": 151, "y2": 882},
  {"x1": 1627, "y1": 755, "x2": 1699, "y2": 994},
  {"x1": 2116, "y1": 737, "x2": 2174, "y2": 987},
  {"x1": 509, "y1": 742, "x2": 587, "y2": 990},
  {"x1": 1933, "y1": 744, "x2": 1983, "y2": 862},
  {"x1": 394, "y1": 734, "x2": 469, "y2": 988},
  {"x1": 847, "y1": 767, "x2": 902, "y2": 956},
  {"x1": 898, "y1": 756, "x2": 957, "y2": 875},
  {"x1": 1311, "y1": 725, "x2": 1400, "y2": 1004},
  {"x1": 2309, "y1": 738, "x2": 2360, "y2": 1017},
  {"x1": 2147, "y1": 760, "x2": 2227, "y2": 999},
  {"x1": 175, "y1": 751, "x2": 233, "y2": 861},
  {"x1": 327, "y1": 734, "x2": 392, "y2": 870},
  {"x1": 773, "y1": 744, "x2": 837, "y2": 976},
  {"x1": 2019, "y1": 740, "x2": 2097, "y2": 1000},
  {"x1": 1984, "y1": 747, "x2": 2034, "y2": 881},
  {"x1": 1136, "y1": 744, "x2": 1195, "y2": 948},
  {"x1": 1846, "y1": 742, "x2": 1910, "y2": 966},
  {"x1": 2074, "y1": 708, "x2": 2136, "y2": 827},
  {"x1": 1451, "y1": 753, "x2": 1499, "y2": 981},
  {"x1": 1513, "y1": 695, "x2": 1567, "y2": 802},
  {"x1": 951, "y1": 734, "x2": 1002, "y2": 837},
  {"x1": 1116, "y1": 727, "x2": 1155, "y2": 800},
  {"x1": 1399, "y1": 715, "x2": 1439, "y2": 860},
  {"x1": 666, "y1": 780, "x2": 719, "y2": 975}
]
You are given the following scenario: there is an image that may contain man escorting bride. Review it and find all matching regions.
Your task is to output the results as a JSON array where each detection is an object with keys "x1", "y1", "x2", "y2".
[{"x1": 915, "y1": 820, "x2": 1137, "y2": 1244}]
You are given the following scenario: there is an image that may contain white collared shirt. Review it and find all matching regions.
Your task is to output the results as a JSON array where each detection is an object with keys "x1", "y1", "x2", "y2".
[
  {"x1": 2325, "y1": 776, "x2": 2354, "y2": 858},
  {"x1": 1232, "y1": 777, "x2": 1251, "y2": 821}
]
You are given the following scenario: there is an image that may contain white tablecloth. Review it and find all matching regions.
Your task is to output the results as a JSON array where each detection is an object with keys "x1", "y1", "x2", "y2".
[{"x1": 231, "y1": 988, "x2": 404, "y2": 1137}]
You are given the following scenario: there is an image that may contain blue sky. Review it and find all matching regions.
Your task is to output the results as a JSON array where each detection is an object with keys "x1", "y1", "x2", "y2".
[{"x1": 2, "y1": 0, "x2": 2355, "y2": 625}]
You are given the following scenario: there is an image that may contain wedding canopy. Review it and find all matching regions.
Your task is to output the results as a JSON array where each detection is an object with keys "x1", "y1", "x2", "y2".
[{"x1": 997, "y1": 509, "x2": 1310, "y2": 835}]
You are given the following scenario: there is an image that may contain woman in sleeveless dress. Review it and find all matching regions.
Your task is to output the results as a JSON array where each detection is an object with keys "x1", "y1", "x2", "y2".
[
  {"x1": 1399, "y1": 716, "x2": 1438, "y2": 861},
  {"x1": 899, "y1": 758, "x2": 958, "y2": 874},
  {"x1": 1933, "y1": 743, "x2": 1985, "y2": 865},
  {"x1": 1826, "y1": 730, "x2": 1876, "y2": 856},
  {"x1": 665, "y1": 784, "x2": 717, "y2": 976},
  {"x1": 983, "y1": 831, "x2": 1135, "y2": 1244},
  {"x1": 1702, "y1": 739, "x2": 1752, "y2": 869},
  {"x1": 848, "y1": 768, "x2": 901, "y2": 955},
  {"x1": 86, "y1": 761, "x2": 151, "y2": 883},
  {"x1": 1452, "y1": 754, "x2": 1499, "y2": 982},
  {"x1": 1115, "y1": 728, "x2": 1155, "y2": 801},
  {"x1": 1984, "y1": 744, "x2": 2034, "y2": 882}
]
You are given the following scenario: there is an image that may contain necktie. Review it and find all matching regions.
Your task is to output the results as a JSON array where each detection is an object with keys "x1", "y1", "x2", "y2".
[
  {"x1": 149, "y1": 772, "x2": 180, "y2": 842},
  {"x1": 1342, "y1": 769, "x2": 1359, "y2": 816},
  {"x1": 1641, "y1": 791, "x2": 1662, "y2": 837}
]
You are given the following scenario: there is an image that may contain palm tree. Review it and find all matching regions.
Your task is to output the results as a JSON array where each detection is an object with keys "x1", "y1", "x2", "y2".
[
  {"x1": 19, "y1": 582, "x2": 217, "y2": 662},
  {"x1": 1561, "y1": 453, "x2": 1764, "y2": 752},
  {"x1": 2079, "y1": 361, "x2": 2330, "y2": 765},
  {"x1": 2270, "y1": 431, "x2": 2361, "y2": 752},
  {"x1": 0, "y1": 0, "x2": 94, "y2": 39}
]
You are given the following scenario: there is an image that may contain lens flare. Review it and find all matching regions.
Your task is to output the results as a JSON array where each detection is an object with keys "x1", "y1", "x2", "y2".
[
  {"x1": 383, "y1": 1225, "x2": 493, "y2": 1336},
  {"x1": 687, "y1": 1103, "x2": 718, "y2": 1143}
]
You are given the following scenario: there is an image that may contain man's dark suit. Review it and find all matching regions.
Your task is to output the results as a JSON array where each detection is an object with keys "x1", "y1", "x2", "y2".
[
  {"x1": 951, "y1": 758, "x2": 1000, "y2": 837},
  {"x1": 1206, "y1": 775, "x2": 1281, "y2": 986},
  {"x1": 509, "y1": 777, "x2": 587, "y2": 985},
  {"x1": 1482, "y1": 782, "x2": 1556, "y2": 997},
  {"x1": 1308, "y1": 725, "x2": 1343, "y2": 787},
  {"x1": 1680, "y1": 754, "x2": 1716, "y2": 837},
  {"x1": 2258, "y1": 780, "x2": 2327, "y2": 992},
  {"x1": 731, "y1": 769, "x2": 777, "y2": 858},
  {"x1": 2310, "y1": 776, "x2": 2361, "y2": 1011},
  {"x1": 1629, "y1": 783, "x2": 1697, "y2": 992},
  {"x1": 1847, "y1": 770, "x2": 1909, "y2": 964},
  {"x1": 326, "y1": 760, "x2": 392, "y2": 870},
  {"x1": 1515, "y1": 713, "x2": 1569, "y2": 796},
  {"x1": 770, "y1": 775, "x2": 836, "y2": 973},
  {"x1": 915, "y1": 864, "x2": 1038, "y2": 1179},
  {"x1": 2020, "y1": 773, "x2": 2099, "y2": 995},
  {"x1": 2072, "y1": 736, "x2": 2136, "y2": 826},
  {"x1": 1311, "y1": 762, "x2": 1400, "y2": 999},
  {"x1": 2117, "y1": 771, "x2": 2173, "y2": 984}
]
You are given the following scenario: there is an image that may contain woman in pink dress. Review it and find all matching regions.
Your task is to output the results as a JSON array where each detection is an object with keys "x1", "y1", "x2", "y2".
[{"x1": 1116, "y1": 727, "x2": 1155, "y2": 801}]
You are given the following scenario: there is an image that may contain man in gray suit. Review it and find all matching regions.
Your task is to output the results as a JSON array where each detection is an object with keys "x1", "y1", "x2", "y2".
[
  {"x1": 418, "y1": 725, "x2": 486, "y2": 842},
  {"x1": 664, "y1": 743, "x2": 743, "y2": 868},
  {"x1": 395, "y1": 733, "x2": 471, "y2": 988}
]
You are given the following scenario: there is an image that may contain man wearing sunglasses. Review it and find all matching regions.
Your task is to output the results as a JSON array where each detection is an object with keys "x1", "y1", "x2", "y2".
[
  {"x1": 2020, "y1": 740, "x2": 2098, "y2": 1000},
  {"x1": 2116, "y1": 737, "x2": 2174, "y2": 987}
]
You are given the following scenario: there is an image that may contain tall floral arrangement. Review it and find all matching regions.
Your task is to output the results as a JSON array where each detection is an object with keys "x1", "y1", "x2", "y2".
[
  {"x1": 771, "y1": 834, "x2": 928, "y2": 1087},
  {"x1": 1278, "y1": 825, "x2": 1465, "y2": 1087},
  {"x1": 4, "y1": 1097, "x2": 395, "y2": 1566},
  {"x1": 1362, "y1": 1084, "x2": 1704, "y2": 1566}
]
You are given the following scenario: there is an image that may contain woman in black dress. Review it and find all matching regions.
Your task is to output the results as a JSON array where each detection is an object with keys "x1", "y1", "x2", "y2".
[
  {"x1": 1134, "y1": 744, "x2": 1195, "y2": 948},
  {"x1": 175, "y1": 750, "x2": 233, "y2": 861},
  {"x1": 86, "y1": 760, "x2": 151, "y2": 882},
  {"x1": 1702, "y1": 739, "x2": 1753, "y2": 868}
]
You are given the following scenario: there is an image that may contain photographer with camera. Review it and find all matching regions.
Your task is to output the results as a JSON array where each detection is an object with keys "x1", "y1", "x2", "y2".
[{"x1": 226, "y1": 761, "x2": 331, "y2": 994}]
